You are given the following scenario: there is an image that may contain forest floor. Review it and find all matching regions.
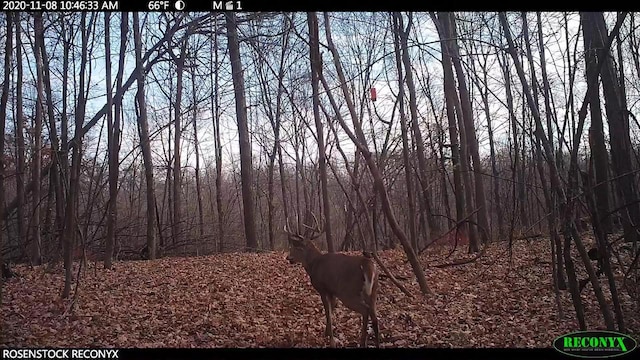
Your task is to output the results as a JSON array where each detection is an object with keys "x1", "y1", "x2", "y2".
[{"x1": 2, "y1": 238, "x2": 639, "y2": 348}]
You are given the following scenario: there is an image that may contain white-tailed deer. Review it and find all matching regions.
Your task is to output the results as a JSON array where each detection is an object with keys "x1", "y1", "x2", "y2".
[{"x1": 285, "y1": 214, "x2": 380, "y2": 348}]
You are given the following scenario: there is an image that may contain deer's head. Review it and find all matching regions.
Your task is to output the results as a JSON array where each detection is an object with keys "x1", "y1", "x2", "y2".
[{"x1": 284, "y1": 213, "x2": 324, "y2": 264}]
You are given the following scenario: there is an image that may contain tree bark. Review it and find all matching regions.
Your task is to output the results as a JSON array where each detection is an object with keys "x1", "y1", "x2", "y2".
[
  {"x1": 308, "y1": 12, "x2": 334, "y2": 252},
  {"x1": 589, "y1": 12, "x2": 640, "y2": 245},
  {"x1": 226, "y1": 13, "x2": 258, "y2": 252},
  {"x1": 430, "y1": 12, "x2": 466, "y2": 243},
  {"x1": 441, "y1": 12, "x2": 490, "y2": 246},
  {"x1": 15, "y1": 13, "x2": 27, "y2": 264},
  {"x1": 0, "y1": 11, "x2": 13, "y2": 305},
  {"x1": 210, "y1": 29, "x2": 225, "y2": 253},
  {"x1": 399, "y1": 12, "x2": 438, "y2": 238},
  {"x1": 172, "y1": 39, "x2": 187, "y2": 247},
  {"x1": 63, "y1": 13, "x2": 91, "y2": 298},
  {"x1": 31, "y1": 13, "x2": 45, "y2": 266},
  {"x1": 133, "y1": 13, "x2": 157, "y2": 260},
  {"x1": 393, "y1": 12, "x2": 418, "y2": 252}
]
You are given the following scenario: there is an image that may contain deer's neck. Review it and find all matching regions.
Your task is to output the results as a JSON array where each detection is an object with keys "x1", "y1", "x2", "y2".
[{"x1": 302, "y1": 242, "x2": 323, "y2": 274}]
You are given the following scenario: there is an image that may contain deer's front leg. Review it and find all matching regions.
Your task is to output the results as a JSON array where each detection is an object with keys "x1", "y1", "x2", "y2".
[{"x1": 320, "y1": 294, "x2": 335, "y2": 347}]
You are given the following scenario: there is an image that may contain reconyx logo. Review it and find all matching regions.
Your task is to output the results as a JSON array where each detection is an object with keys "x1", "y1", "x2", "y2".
[{"x1": 553, "y1": 331, "x2": 637, "y2": 358}]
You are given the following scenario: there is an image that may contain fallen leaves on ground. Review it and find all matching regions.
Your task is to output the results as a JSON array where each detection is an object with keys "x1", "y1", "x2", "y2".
[{"x1": 2, "y1": 239, "x2": 639, "y2": 348}]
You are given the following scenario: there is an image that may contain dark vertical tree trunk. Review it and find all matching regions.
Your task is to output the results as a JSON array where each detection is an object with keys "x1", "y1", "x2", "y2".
[
  {"x1": 442, "y1": 12, "x2": 490, "y2": 247},
  {"x1": 15, "y1": 13, "x2": 27, "y2": 264},
  {"x1": 59, "y1": 15, "x2": 70, "y2": 268},
  {"x1": 0, "y1": 12, "x2": 13, "y2": 304},
  {"x1": 582, "y1": 11, "x2": 629, "y2": 331},
  {"x1": 393, "y1": 12, "x2": 418, "y2": 252},
  {"x1": 172, "y1": 40, "x2": 187, "y2": 247},
  {"x1": 104, "y1": 13, "x2": 115, "y2": 268},
  {"x1": 581, "y1": 14, "x2": 613, "y2": 234},
  {"x1": 63, "y1": 13, "x2": 90, "y2": 298},
  {"x1": 308, "y1": 12, "x2": 334, "y2": 252},
  {"x1": 31, "y1": 13, "x2": 45, "y2": 266},
  {"x1": 191, "y1": 60, "x2": 205, "y2": 252},
  {"x1": 226, "y1": 13, "x2": 258, "y2": 252},
  {"x1": 133, "y1": 13, "x2": 157, "y2": 260},
  {"x1": 480, "y1": 55, "x2": 504, "y2": 240},
  {"x1": 39, "y1": 13, "x2": 64, "y2": 264},
  {"x1": 264, "y1": 24, "x2": 288, "y2": 251},
  {"x1": 591, "y1": 12, "x2": 640, "y2": 245},
  {"x1": 211, "y1": 30, "x2": 225, "y2": 253},
  {"x1": 399, "y1": 12, "x2": 438, "y2": 238},
  {"x1": 431, "y1": 13, "x2": 465, "y2": 238}
]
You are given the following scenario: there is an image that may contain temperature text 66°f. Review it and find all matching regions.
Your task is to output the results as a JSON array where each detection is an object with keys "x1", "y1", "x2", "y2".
[{"x1": 147, "y1": 1, "x2": 172, "y2": 10}]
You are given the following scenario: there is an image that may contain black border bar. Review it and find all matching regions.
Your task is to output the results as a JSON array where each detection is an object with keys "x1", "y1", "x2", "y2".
[{"x1": 4, "y1": 1, "x2": 632, "y2": 12}]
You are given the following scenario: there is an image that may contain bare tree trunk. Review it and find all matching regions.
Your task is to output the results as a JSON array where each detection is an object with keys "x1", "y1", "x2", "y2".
[
  {"x1": 590, "y1": 12, "x2": 640, "y2": 245},
  {"x1": 398, "y1": 12, "x2": 438, "y2": 238},
  {"x1": 39, "y1": 13, "x2": 64, "y2": 265},
  {"x1": 423, "y1": 73, "x2": 452, "y2": 229},
  {"x1": 264, "y1": 25, "x2": 288, "y2": 251},
  {"x1": 0, "y1": 12, "x2": 13, "y2": 304},
  {"x1": 190, "y1": 56, "x2": 204, "y2": 251},
  {"x1": 582, "y1": 11, "x2": 628, "y2": 331},
  {"x1": 308, "y1": 12, "x2": 334, "y2": 252},
  {"x1": 104, "y1": 12, "x2": 114, "y2": 267},
  {"x1": 58, "y1": 15, "x2": 71, "y2": 268},
  {"x1": 533, "y1": 12, "x2": 566, "y2": 290},
  {"x1": 210, "y1": 30, "x2": 224, "y2": 253},
  {"x1": 63, "y1": 13, "x2": 91, "y2": 298},
  {"x1": 30, "y1": 13, "x2": 46, "y2": 266},
  {"x1": 431, "y1": 13, "x2": 466, "y2": 242},
  {"x1": 172, "y1": 40, "x2": 187, "y2": 247},
  {"x1": 226, "y1": 13, "x2": 258, "y2": 252},
  {"x1": 475, "y1": 52, "x2": 504, "y2": 240},
  {"x1": 440, "y1": 12, "x2": 489, "y2": 247},
  {"x1": 15, "y1": 13, "x2": 27, "y2": 263},
  {"x1": 582, "y1": 14, "x2": 614, "y2": 229},
  {"x1": 392, "y1": 12, "x2": 418, "y2": 252},
  {"x1": 133, "y1": 13, "x2": 157, "y2": 260}
]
